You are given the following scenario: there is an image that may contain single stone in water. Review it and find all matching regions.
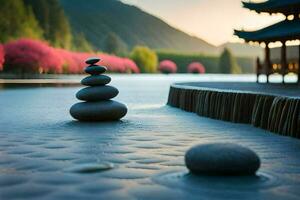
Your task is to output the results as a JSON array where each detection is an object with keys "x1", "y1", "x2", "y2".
[
  {"x1": 70, "y1": 100, "x2": 127, "y2": 121},
  {"x1": 67, "y1": 163, "x2": 114, "y2": 173},
  {"x1": 85, "y1": 65, "x2": 107, "y2": 75},
  {"x1": 76, "y1": 86, "x2": 119, "y2": 101},
  {"x1": 81, "y1": 75, "x2": 111, "y2": 86},
  {"x1": 85, "y1": 57, "x2": 100, "y2": 65},
  {"x1": 185, "y1": 143, "x2": 260, "y2": 176}
]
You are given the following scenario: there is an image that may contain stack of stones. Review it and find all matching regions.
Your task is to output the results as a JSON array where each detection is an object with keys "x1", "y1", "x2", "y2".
[{"x1": 70, "y1": 57, "x2": 127, "y2": 121}]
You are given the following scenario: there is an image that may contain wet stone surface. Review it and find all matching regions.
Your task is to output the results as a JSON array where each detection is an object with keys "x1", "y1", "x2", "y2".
[
  {"x1": 76, "y1": 86, "x2": 119, "y2": 101},
  {"x1": 85, "y1": 57, "x2": 100, "y2": 65},
  {"x1": 70, "y1": 101, "x2": 127, "y2": 121},
  {"x1": 84, "y1": 65, "x2": 107, "y2": 75},
  {"x1": 81, "y1": 75, "x2": 111, "y2": 86},
  {"x1": 185, "y1": 143, "x2": 260, "y2": 175},
  {"x1": 1, "y1": 76, "x2": 300, "y2": 199}
]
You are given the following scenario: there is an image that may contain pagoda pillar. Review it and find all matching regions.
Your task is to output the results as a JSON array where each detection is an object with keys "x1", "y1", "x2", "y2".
[
  {"x1": 298, "y1": 44, "x2": 300, "y2": 84},
  {"x1": 281, "y1": 41, "x2": 287, "y2": 83},
  {"x1": 256, "y1": 57, "x2": 261, "y2": 83},
  {"x1": 264, "y1": 43, "x2": 271, "y2": 83}
]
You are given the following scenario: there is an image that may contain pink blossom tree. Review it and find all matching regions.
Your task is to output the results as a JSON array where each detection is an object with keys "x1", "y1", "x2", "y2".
[
  {"x1": 159, "y1": 60, "x2": 177, "y2": 74},
  {"x1": 123, "y1": 58, "x2": 140, "y2": 73},
  {"x1": 0, "y1": 44, "x2": 4, "y2": 71},
  {"x1": 187, "y1": 62, "x2": 206, "y2": 74},
  {"x1": 56, "y1": 49, "x2": 91, "y2": 74},
  {"x1": 56, "y1": 51, "x2": 140, "y2": 74},
  {"x1": 2, "y1": 38, "x2": 140, "y2": 74},
  {"x1": 99, "y1": 54, "x2": 126, "y2": 73},
  {"x1": 72, "y1": 52, "x2": 93, "y2": 73},
  {"x1": 4, "y1": 39, "x2": 63, "y2": 74}
]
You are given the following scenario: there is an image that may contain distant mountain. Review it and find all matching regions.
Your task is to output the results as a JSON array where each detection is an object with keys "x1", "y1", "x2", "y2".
[
  {"x1": 219, "y1": 42, "x2": 263, "y2": 58},
  {"x1": 59, "y1": 0, "x2": 218, "y2": 54}
]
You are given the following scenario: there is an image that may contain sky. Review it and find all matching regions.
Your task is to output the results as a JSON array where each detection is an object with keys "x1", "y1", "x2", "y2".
[{"x1": 121, "y1": 0, "x2": 284, "y2": 46}]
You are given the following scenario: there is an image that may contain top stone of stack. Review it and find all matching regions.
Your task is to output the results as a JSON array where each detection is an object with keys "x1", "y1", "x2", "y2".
[{"x1": 85, "y1": 57, "x2": 101, "y2": 65}]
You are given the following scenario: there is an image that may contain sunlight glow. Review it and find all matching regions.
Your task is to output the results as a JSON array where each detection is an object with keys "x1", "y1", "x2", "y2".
[
  {"x1": 269, "y1": 41, "x2": 283, "y2": 48},
  {"x1": 286, "y1": 40, "x2": 300, "y2": 46},
  {"x1": 122, "y1": 0, "x2": 284, "y2": 46}
]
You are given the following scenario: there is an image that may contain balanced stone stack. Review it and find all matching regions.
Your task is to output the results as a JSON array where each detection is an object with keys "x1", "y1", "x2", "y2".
[{"x1": 70, "y1": 57, "x2": 127, "y2": 121}]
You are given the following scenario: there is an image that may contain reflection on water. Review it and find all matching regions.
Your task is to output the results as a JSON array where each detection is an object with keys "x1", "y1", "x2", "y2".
[
  {"x1": 153, "y1": 170, "x2": 278, "y2": 192},
  {"x1": 0, "y1": 73, "x2": 298, "y2": 90},
  {"x1": 0, "y1": 83, "x2": 81, "y2": 89},
  {"x1": 0, "y1": 74, "x2": 257, "y2": 90}
]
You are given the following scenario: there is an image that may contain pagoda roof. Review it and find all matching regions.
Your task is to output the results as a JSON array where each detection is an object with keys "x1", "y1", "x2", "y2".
[
  {"x1": 234, "y1": 19, "x2": 300, "y2": 42},
  {"x1": 242, "y1": 0, "x2": 300, "y2": 15}
]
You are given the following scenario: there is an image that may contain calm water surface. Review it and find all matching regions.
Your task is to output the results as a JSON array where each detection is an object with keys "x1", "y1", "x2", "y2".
[
  {"x1": 1, "y1": 74, "x2": 300, "y2": 200},
  {"x1": 0, "y1": 73, "x2": 297, "y2": 133}
]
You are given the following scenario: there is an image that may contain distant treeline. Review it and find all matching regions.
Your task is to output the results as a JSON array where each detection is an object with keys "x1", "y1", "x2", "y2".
[
  {"x1": 157, "y1": 51, "x2": 255, "y2": 74},
  {"x1": 0, "y1": 0, "x2": 92, "y2": 52}
]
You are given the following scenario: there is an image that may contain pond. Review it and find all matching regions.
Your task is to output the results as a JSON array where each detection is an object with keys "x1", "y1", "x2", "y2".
[
  {"x1": 0, "y1": 74, "x2": 257, "y2": 133},
  {"x1": 0, "y1": 74, "x2": 300, "y2": 199}
]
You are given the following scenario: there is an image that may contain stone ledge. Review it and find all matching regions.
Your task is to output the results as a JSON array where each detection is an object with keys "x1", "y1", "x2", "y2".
[{"x1": 167, "y1": 83, "x2": 300, "y2": 138}]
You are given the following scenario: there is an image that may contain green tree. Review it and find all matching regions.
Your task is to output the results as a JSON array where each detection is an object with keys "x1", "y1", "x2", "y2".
[
  {"x1": 72, "y1": 33, "x2": 93, "y2": 52},
  {"x1": 0, "y1": 0, "x2": 43, "y2": 43},
  {"x1": 219, "y1": 48, "x2": 242, "y2": 74},
  {"x1": 130, "y1": 46, "x2": 158, "y2": 73},
  {"x1": 104, "y1": 32, "x2": 127, "y2": 56},
  {"x1": 24, "y1": 0, "x2": 73, "y2": 49}
]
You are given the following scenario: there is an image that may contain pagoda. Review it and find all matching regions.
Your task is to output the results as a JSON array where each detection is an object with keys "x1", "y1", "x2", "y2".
[{"x1": 234, "y1": 0, "x2": 300, "y2": 83}]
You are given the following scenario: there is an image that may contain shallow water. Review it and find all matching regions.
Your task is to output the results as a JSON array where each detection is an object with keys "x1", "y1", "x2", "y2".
[
  {"x1": 0, "y1": 74, "x2": 300, "y2": 200},
  {"x1": 0, "y1": 74, "x2": 257, "y2": 132}
]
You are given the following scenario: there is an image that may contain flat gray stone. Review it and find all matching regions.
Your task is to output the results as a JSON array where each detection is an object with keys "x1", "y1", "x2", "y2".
[
  {"x1": 85, "y1": 57, "x2": 100, "y2": 65},
  {"x1": 76, "y1": 86, "x2": 119, "y2": 101},
  {"x1": 85, "y1": 66, "x2": 107, "y2": 75},
  {"x1": 81, "y1": 75, "x2": 111, "y2": 86},
  {"x1": 70, "y1": 100, "x2": 127, "y2": 121},
  {"x1": 185, "y1": 143, "x2": 260, "y2": 175},
  {"x1": 66, "y1": 163, "x2": 114, "y2": 173}
]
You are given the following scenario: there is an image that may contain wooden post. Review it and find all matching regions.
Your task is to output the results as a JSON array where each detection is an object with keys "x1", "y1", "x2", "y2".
[
  {"x1": 298, "y1": 44, "x2": 300, "y2": 84},
  {"x1": 256, "y1": 57, "x2": 260, "y2": 83},
  {"x1": 281, "y1": 41, "x2": 287, "y2": 83},
  {"x1": 265, "y1": 43, "x2": 271, "y2": 83}
]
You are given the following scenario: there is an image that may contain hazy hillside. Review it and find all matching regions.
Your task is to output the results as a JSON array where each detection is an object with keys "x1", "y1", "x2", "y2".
[
  {"x1": 59, "y1": 0, "x2": 218, "y2": 54},
  {"x1": 219, "y1": 42, "x2": 263, "y2": 58}
]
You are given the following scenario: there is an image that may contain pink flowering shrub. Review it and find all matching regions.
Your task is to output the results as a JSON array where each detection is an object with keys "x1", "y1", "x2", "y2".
[
  {"x1": 187, "y1": 62, "x2": 206, "y2": 74},
  {"x1": 159, "y1": 60, "x2": 177, "y2": 74},
  {"x1": 72, "y1": 52, "x2": 93, "y2": 73},
  {"x1": 98, "y1": 54, "x2": 139, "y2": 73},
  {"x1": 99, "y1": 54, "x2": 126, "y2": 73},
  {"x1": 4, "y1": 39, "x2": 63, "y2": 73},
  {"x1": 0, "y1": 44, "x2": 4, "y2": 71},
  {"x1": 56, "y1": 49, "x2": 92, "y2": 74},
  {"x1": 3, "y1": 38, "x2": 140, "y2": 74},
  {"x1": 123, "y1": 58, "x2": 140, "y2": 73},
  {"x1": 56, "y1": 49, "x2": 79, "y2": 74}
]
